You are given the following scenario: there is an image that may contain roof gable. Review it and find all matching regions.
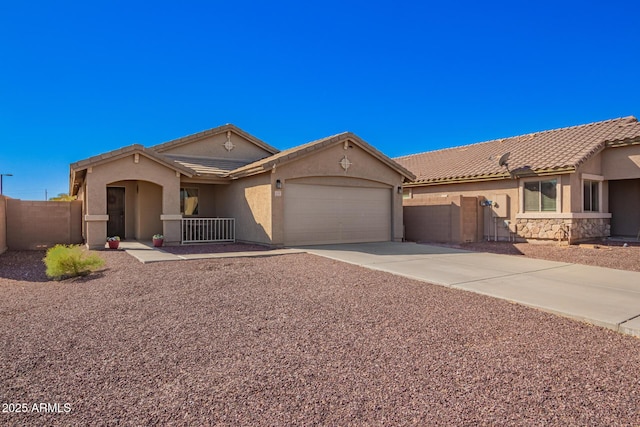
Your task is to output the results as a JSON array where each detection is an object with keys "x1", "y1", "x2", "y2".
[
  {"x1": 69, "y1": 144, "x2": 196, "y2": 195},
  {"x1": 150, "y1": 124, "x2": 279, "y2": 159},
  {"x1": 70, "y1": 144, "x2": 194, "y2": 176},
  {"x1": 396, "y1": 116, "x2": 640, "y2": 184},
  {"x1": 228, "y1": 132, "x2": 416, "y2": 181}
]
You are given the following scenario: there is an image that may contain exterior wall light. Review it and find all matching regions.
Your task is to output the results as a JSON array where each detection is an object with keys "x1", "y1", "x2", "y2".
[{"x1": 276, "y1": 179, "x2": 282, "y2": 189}]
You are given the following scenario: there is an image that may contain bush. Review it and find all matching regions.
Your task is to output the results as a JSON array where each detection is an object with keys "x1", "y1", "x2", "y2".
[{"x1": 43, "y1": 244, "x2": 105, "y2": 280}]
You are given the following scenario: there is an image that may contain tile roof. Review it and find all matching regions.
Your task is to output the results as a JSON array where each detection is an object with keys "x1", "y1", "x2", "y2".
[
  {"x1": 69, "y1": 144, "x2": 196, "y2": 195},
  {"x1": 70, "y1": 144, "x2": 195, "y2": 176},
  {"x1": 162, "y1": 154, "x2": 253, "y2": 177},
  {"x1": 151, "y1": 123, "x2": 279, "y2": 155},
  {"x1": 395, "y1": 116, "x2": 640, "y2": 184},
  {"x1": 69, "y1": 126, "x2": 415, "y2": 189},
  {"x1": 228, "y1": 132, "x2": 416, "y2": 181}
]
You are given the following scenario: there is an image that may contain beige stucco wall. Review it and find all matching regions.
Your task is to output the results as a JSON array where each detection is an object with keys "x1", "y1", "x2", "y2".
[
  {"x1": 559, "y1": 173, "x2": 572, "y2": 213},
  {"x1": 403, "y1": 194, "x2": 462, "y2": 243},
  {"x1": 217, "y1": 174, "x2": 272, "y2": 244},
  {"x1": 81, "y1": 154, "x2": 181, "y2": 248},
  {"x1": 6, "y1": 199, "x2": 82, "y2": 250},
  {"x1": 403, "y1": 173, "x2": 609, "y2": 242},
  {"x1": 270, "y1": 141, "x2": 406, "y2": 245},
  {"x1": 213, "y1": 140, "x2": 406, "y2": 246},
  {"x1": 601, "y1": 145, "x2": 640, "y2": 180},
  {"x1": 0, "y1": 196, "x2": 6, "y2": 254},
  {"x1": 159, "y1": 131, "x2": 272, "y2": 162},
  {"x1": 407, "y1": 179, "x2": 520, "y2": 241},
  {"x1": 570, "y1": 154, "x2": 603, "y2": 212},
  {"x1": 579, "y1": 153, "x2": 602, "y2": 175},
  {"x1": 135, "y1": 181, "x2": 163, "y2": 240}
]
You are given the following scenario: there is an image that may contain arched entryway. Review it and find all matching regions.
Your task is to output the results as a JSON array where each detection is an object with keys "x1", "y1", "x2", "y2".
[{"x1": 107, "y1": 180, "x2": 163, "y2": 240}]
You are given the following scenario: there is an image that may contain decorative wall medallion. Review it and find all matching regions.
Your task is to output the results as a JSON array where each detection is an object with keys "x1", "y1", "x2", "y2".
[
  {"x1": 340, "y1": 155, "x2": 352, "y2": 171},
  {"x1": 224, "y1": 131, "x2": 235, "y2": 151}
]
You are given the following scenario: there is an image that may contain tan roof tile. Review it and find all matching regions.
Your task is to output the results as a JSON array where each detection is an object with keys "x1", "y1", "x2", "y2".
[
  {"x1": 229, "y1": 132, "x2": 415, "y2": 181},
  {"x1": 395, "y1": 116, "x2": 640, "y2": 184},
  {"x1": 162, "y1": 154, "x2": 252, "y2": 177},
  {"x1": 70, "y1": 144, "x2": 195, "y2": 176},
  {"x1": 151, "y1": 123, "x2": 279, "y2": 155}
]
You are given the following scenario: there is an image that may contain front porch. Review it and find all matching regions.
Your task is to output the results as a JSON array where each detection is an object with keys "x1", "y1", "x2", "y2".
[
  {"x1": 106, "y1": 217, "x2": 237, "y2": 247},
  {"x1": 96, "y1": 179, "x2": 235, "y2": 248},
  {"x1": 181, "y1": 217, "x2": 235, "y2": 244}
]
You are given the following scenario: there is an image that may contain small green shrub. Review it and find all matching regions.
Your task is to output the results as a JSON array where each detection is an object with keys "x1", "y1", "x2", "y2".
[{"x1": 43, "y1": 244, "x2": 105, "y2": 280}]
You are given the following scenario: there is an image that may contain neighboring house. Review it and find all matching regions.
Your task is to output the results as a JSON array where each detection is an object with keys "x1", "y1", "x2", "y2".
[
  {"x1": 395, "y1": 116, "x2": 640, "y2": 244},
  {"x1": 70, "y1": 124, "x2": 415, "y2": 249}
]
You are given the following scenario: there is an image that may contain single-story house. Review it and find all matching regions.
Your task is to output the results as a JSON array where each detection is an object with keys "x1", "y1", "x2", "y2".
[
  {"x1": 70, "y1": 124, "x2": 415, "y2": 249},
  {"x1": 395, "y1": 116, "x2": 640, "y2": 244}
]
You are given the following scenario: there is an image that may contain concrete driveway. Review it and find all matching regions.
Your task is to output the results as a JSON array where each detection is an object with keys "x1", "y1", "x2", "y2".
[{"x1": 300, "y1": 242, "x2": 640, "y2": 337}]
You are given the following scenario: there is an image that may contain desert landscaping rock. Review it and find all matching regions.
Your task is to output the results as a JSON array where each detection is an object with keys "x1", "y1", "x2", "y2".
[
  {"x1": 433, "y1": 240, "x2": 640, "y2": 272},
  {"x1": 1, "y1": 249, "x2": 639, "y2": 425},
  {"x1": 160, "y1": 243, "x2": 271, "y2": 255}
]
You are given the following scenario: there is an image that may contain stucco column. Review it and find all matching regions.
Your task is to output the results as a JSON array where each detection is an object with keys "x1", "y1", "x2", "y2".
[
  {"x1": 393, "y1": 182, "x2": 404, "y2": 242},
  {"x1": 161, "y1": 178, "x2": 182, "y2": 245},
  {"x1": 84, "y1": 175, "x2": 108, "y2": 250}
]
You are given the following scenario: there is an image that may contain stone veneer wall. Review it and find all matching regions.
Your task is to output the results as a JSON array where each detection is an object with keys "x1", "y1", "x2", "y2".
[{"x1": 515, "y1": 217, "x2": 610, "y2": 243}]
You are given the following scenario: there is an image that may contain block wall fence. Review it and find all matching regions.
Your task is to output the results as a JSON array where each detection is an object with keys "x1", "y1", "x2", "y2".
[
  {"x1": 5, "y1": 199, "x2": 83, "y2": 250},
  {"x1": 0, "y1": 196, "x2": 7, "y2": 254}
]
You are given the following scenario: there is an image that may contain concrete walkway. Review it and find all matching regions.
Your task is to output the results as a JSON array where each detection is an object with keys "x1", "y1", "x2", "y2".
[
  {"x1": 118, "y1": 241, "x2": 304, "y2": 264},
  {"x1": 299, "y1": 242, "x2": 640, "y2": 338}
]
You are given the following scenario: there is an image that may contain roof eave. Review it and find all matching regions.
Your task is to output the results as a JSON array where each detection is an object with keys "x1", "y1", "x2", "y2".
[
  {"x1": 69, "y1": 146, "x2": 195, "y2": 196},
  {"x1": 341, "y1": 133, "x2": 416, "y2": 181},
  {"x1": 71, "y1": 146, "x2": 194, "y2": 177},
  {"x1": 406, "y1": 167, "x2": 575, "y2": 187},
  {"x1": 151, "y1": 124, "x2": 280, "y2": 155},
  {"x1": 605, "y1": 135, "x2": 640, "y2": 147},
  {"x1": 227, "y1": 133, "x2": 416, "y2": 181}
]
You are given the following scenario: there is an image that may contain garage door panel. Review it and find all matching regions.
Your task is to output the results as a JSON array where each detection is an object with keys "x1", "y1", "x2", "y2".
[{"x1": 284, "y1": 183, "x2": 391, "y2": 245}]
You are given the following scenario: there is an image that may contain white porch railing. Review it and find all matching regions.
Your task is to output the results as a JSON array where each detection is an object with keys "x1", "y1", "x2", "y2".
[{"x1": 181, "y1": 218, "x2": 235, "y2": 244}]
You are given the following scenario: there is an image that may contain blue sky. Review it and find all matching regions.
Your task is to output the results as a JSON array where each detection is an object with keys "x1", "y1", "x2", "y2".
[{"x1": 1, "y1": 0, "x2": 638, "y2": 199}]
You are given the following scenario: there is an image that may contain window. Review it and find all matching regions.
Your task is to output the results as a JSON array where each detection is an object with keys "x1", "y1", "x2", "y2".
[
  {"x1": 180, "y1": 188, "x2": 199, "y2": 216},
  {"x1": 524, "y1": 179, "x2": 557, "y2": 212},
  {"x1": 583, "y1": 180, "x2": 599, "y2": 212}
]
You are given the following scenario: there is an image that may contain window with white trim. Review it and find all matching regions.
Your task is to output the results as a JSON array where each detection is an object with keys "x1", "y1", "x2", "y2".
[
  {"x1": 583, "y1": 180, "x2": 600, "y2": 212},
  {"x1": 523, "y1": 179, "x2": 557, "y2": 212}
]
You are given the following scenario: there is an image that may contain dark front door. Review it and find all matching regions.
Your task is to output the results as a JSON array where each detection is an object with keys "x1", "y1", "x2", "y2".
[
  {"x1": 609, "y1": 179, "x2": 640, "y2": 237},
  {"x1": 107, "y1": 187, "x2": 125, "y2": 238}
]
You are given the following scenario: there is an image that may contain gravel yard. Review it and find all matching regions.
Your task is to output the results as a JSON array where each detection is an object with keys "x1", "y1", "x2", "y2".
[
  {"x1": 161, "y1": 243, "x2": 271, "y2": 255},
  {"x1": 429, "y1": 240, "x2": 640, "y2": 272},
  {"x1": 1, "y1": 249, "x2": 640, "y2": 425}
]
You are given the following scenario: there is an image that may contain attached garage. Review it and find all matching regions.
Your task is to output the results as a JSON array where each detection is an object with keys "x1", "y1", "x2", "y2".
[
  {"x1": 227, "y1": 131, "x2": 415, "y2": 247},
  {"x1": 284, "y1": 181, "x2": 392, "y2": 245}
]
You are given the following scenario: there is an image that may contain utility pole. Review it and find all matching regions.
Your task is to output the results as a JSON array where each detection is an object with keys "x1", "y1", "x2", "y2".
[
  {"x1": 45, "y1": 189, "x2": 48, "y2": 200},
  {"x1": 0, "y1": 173, "x2": 13, "y2": 196}
]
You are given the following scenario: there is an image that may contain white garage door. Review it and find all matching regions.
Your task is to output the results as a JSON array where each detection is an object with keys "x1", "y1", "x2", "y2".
[{"x1": 284, "y1": 183, "x2": 391, "y2": 246}]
